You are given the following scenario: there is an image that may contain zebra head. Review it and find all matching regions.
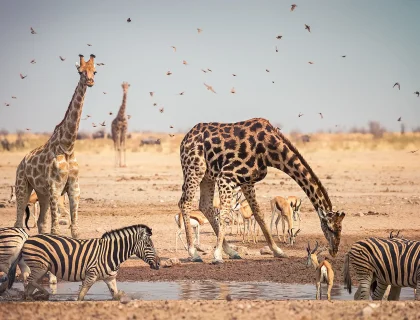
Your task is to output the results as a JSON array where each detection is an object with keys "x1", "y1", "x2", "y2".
[
  {"x1": 317, "y1": 209, "x2": 345, "y2": 257},
  {"x1": 135, "y1": 226, "x2": 160, "y2": 270}
]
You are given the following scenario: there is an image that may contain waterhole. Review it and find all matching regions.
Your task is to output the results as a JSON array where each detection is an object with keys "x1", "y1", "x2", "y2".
[{"x1": 6, "y1": 281, "x2": 415, "y2": 301}]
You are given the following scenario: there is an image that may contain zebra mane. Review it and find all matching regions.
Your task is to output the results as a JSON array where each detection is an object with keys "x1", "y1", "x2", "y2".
[{"x1": 101, "y1": 224, "x2": 152, "y2": 239}]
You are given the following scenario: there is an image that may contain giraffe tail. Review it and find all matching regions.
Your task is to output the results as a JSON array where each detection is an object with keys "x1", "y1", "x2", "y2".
[
  {"x1": 24, "y1": 205, "x2": 31, "y2": 230},
  {"x1": 343, "y1": 253, "x2": 352, "y2": 294}
]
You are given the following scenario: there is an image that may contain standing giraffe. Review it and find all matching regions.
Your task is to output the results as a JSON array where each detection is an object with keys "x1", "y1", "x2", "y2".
[
  {"x1": 111, "y1": 82, "x2": 130, "y2": 167},
  {"x1": 178, "y1": 118, "x2": 345, "y2": 263},
  {"x1": 13, "y1": 54, "x2": 97, "y2": 238}
]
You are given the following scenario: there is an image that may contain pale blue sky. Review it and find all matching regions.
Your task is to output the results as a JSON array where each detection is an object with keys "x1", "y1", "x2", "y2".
[{"x1": 0, "y1": 0, "x2": 419, "y2": 134}]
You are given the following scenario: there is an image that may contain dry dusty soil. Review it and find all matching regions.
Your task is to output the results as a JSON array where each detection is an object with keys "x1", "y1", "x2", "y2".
[{"x1": 0, "y1": 149, "x2": 419, "y2": 319}]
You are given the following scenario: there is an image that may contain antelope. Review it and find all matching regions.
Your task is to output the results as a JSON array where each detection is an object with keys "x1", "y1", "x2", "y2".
[
  {"x1": 287, "y1": 196, "x2": 302, "y2": 222},
  {"x1": 213, "y1": 187, "x2": 244, "y2": 235},
  {"x1": 174, "y1": 210, "x2": 209, "y2": 252},
  {"x1": 306, "y1": 241, "x2": 334, "y2": 301},
  {"x1": 9, "y1": 186, "x2": 69, "y2": 228},
  {"x1": 238, "y1": 200, "x2": 260, "y2": 243},
  {"x1": 270, "y1": 196, "x2": 301, "y2": 245}
]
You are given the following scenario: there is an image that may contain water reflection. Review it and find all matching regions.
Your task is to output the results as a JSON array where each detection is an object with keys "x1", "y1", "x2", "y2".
[{"x1": 7, "y1": 281, "x2": 415, "y2": 302}]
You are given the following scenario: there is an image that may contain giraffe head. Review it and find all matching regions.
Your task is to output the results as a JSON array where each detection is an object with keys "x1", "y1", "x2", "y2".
[
  {"x1": 317, "y1": 209, "x2": 345, "y2": 257},
  {"x1": 122, "y1": 82, "x2": 130, "y2": 93},
  {"x1": 75, "y1": 54, "x2": 96, "y2": 87}
]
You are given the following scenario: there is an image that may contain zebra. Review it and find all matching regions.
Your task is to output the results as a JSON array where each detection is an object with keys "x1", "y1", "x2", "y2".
[
  {"x1": 343, "y1": 237, "x2": 420, "y2": 300},
  {"x1": 8, "y1": 224, "x2": 160, "y2": 301}
]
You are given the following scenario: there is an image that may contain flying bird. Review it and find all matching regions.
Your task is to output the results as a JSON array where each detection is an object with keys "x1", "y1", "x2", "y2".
[
  {"x1": 179, "y1": 92, "x2": 185, "y2": 95},
  {"x1": 272, "y1": 81, "x2": 275, "y2": 83},
  {"x1": 30, "y1": 27, "x2": 36, "y2": 34},
  {"x1": 127, "y1": 115, "x2": 131, "y2": 119},
  {"x1": 207, "y1": 68, "x2": 212, "y2": 72},
  {"x1": 127, "y1": 18, "x2": 131, "y2": 23},
  {"x1": 276, "y1": 35, "x2": 283, "y2": 39},
  {"x1": 4, "y1": 103, "x2": 10, "y2": 106},
  {"x1": 149, "y1": 92, "x2": 154, "y2": 97},
  {"x1": 409, "y1": 150, "x2": 418, "y2": 154},
  {"x1": 197, "y1": 28, "x2": 202, "y2": 33},
  {"x1": 87, "y1": 44, "x2": 92, "y2": 46},
  {"x1": 266, "y1": 69, "x2": 270, "y2": 72},
  {"x1": 305, "y1": 24, "x2": 311, "y2": 32},
  {"x1": 30, "y1": 59, "x2": 36, "y2": 64},
  {"x1": 103, "y1": 92, "x2": 107, "y2": 94},
  {"x1": 99, "y1": 121, "x2": 106, "y2": 127},
  {"x1": 169, "y1": 134, "x2": 175, "y2": 137},
  {"x1": 109, "y1": 112, "x2": 113, "y2": 115},
  {"x1": 298, "y1": 112, "x2": 304, "y2": 117},
  {"x1": 59, "y1": 56, "x2": 66, "y2": 61},
  {"x1": 171, "y1": 46, "x2": 177, "y2": 52},
  {"x1": 342, "y1": 55, "x2": 346, "y2": 58},
  {"x1": 393, "y1": 82, "x2": 400, "y2": 90},
  {"x1": 153, "y1": 103, "x2": 157, "y2": 106},
  {"x1": 231, "y1": 87, "x2": 236, "y2": 94},
  {"x1": 170, "y1": 125, "x2": 174, "y2": 128},
  {"x1": 20, "y1": 73, "x2": 27, "y2": 79},
  {"x1": 319, "y1": 113, "x2": 323, "y2": 119},
  {"x1": 96, "y1": 63, "x2": 105, "y2": 66},
  {"x1": 275, "y1": 46, "x2": 278, "y2": 52},
  {"x1": 183, "y1": 60, "x2": 188, "y2": 65},
  {"x1": 92, "y1": 123, "x2": 97, "y2": 127},
  {"x1": 201, "y1": 69, "x2": 207, "y2": 73},
  {"x1": 166, "y1": 70, "x2": 172, "y2": 76},
  {"x1": 397, "y1": 117, "x2": 401, "y2": 122},
  {"x1": 308, "y1": 61, "x2": 314, "y2": 64},
  {"x1": 25, "y1": 128, "x2": 31, "y2": 131},
  {"x1": 232, "y1": 74, "x2": 237, "y2": 77},
  {"x1": 291, "y1": 4, "x2": 297, "y2": 11},
  {"x1": 415, "y1": 91, "x2": 419, "y2": 97},
  {"x1": 204, "y1": 83, "x2": 216, "y2": 93},
  {"x1": 159, "y1": 108, "x2": 164, "y2": 113},
  {"x1": 11, "y1": 96, "x2": 17, "y2": 99}
]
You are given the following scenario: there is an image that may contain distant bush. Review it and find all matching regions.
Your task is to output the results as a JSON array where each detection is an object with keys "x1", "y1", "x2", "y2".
[
  {"x1": 77, "y1": 132, "x2": 91, "y2": 140},
  {"x1": 368, "y1": 121, "x2": 386, "y2": 139}
]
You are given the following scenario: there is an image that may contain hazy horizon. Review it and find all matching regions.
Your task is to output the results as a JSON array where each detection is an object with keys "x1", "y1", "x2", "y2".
[{"x1": 0, "y1": 0, "x2": 419, "y2": 135}]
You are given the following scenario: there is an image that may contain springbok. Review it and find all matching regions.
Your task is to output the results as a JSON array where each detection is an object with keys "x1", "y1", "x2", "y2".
[
  {"x1": 306, "y1": 241, "x2": 334, "y2": 301},
  {"x1": 270, "y1": 196, "x2": 300, "y2": 245},
  {"x1": 174, "y1": 210, "x2": 209, "y2": 252}
]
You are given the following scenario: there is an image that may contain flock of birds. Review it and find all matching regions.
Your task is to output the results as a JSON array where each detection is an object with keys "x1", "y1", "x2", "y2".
[{"x1": 2, "y1": 4, "x2": 420, "y2": 136}]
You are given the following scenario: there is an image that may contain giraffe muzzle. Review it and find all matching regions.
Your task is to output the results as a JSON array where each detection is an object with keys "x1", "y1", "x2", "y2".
[{"x1": 86, "y1": 79, "x2": 94, "y2": 87}]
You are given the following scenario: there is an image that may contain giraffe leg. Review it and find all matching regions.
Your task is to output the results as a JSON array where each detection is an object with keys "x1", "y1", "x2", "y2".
[
  {"x1": 178, "y1": 163, "x2": 206, "y2": 262},
  {"x1": 241, "y1": 184, "x2": 287, "y2": 258},
  {"x1": 120, "y1": 131, "x2": 127, "y2": 167},
  {"x1": 37, "y1": 194, "x2": 50, "y2": 234},
  {"x1": 199, "y1": 177, "x2": 240, "y2": 259},
  {"x1": 113, "y1": 131, "x2": 121, "y2": 167},
  {"x1": 14, "y1": 178, "x2": 32, "y2": 228},
  {"x1": 48, "y1": 185, "x2": 60, "y2": 236},
  {"x1": 67, "y1": 179, "x2": 81, "y2": 238}
]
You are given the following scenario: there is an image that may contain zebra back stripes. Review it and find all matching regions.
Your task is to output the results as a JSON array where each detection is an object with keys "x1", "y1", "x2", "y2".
[{"x1": 344, "y1": 237, "x2": 420, "y2": 299}]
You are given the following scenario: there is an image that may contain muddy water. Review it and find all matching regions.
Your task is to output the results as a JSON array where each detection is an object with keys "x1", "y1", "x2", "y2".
[{"x1": 8, "y1": 281, "x2": 415, "y2": 302}]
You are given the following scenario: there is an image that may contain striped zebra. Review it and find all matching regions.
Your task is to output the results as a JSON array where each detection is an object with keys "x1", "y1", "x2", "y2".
[
  {"x1": 343, "y1": 237, "x2": 420, "y2": 300},
  {"x1": 8, "y1": 224, "x2": 160, "y2": 301},
  {"x1": 0, "y1": 227, "x2": 30, "y2": 294}
]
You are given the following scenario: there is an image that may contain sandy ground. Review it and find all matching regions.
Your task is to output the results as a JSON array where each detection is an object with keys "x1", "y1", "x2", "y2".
[{"x1": 0, "y1": 148, "x2": 420, "y2": 318}]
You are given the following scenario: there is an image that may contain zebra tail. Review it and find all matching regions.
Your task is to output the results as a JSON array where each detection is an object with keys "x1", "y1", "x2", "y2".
[
  {"x1": 25, "y1": 205, "x2": 31, "y2": 230},
  {"x1": 7, "y1": 251, "x2": 22, "y2": 289},
  {"x1": 343, "y1": 253, "x2": 352, "y2": 294}
]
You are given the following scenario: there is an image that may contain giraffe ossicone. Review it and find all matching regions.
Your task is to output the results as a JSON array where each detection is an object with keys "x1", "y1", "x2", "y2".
[
  {"x1": 14, "y1": 54, "x2": 97, "y2": 239},
  {"x1": 178, "y1": 118, "x2": 345, "y2": 264}
]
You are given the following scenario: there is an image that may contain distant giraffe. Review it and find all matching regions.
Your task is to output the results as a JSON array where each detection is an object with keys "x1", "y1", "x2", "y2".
[
  {"x1": 178, "y1": 118, "x2": 345, "y2": 263},
  {"x1": 111, "y1": 82, "x2": 130, "y2": 167},
  {"x1": 13, "y1": 54, "x2": 97, "y2": 238}
]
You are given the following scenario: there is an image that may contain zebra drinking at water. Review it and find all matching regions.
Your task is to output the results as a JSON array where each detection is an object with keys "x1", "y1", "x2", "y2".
[
  {"x1": 343, "y1": 237, "x2": 420, "y2": 300},
  {"x1": 8, "y1": 224, "x2": 160, "y2": 301}
]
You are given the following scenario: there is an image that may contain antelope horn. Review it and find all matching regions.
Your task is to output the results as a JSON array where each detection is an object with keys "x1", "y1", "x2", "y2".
[
  {"x1": 306, "y1": 241, "x2": 311, "y2": 253},
  {"x1": 311, "y1": 240, "x2": 319, "y2": 254},
  {"x1": 294, "y1": 229, "x2": 301, "y2": 236}
]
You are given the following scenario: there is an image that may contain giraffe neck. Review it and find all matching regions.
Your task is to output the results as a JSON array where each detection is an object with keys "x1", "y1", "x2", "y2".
[
  {"x1": 266, "y1": 132, "x2": 332, "y2": 212},
  {"x1": 50, "y1": 77, "x2": 87, "y2": 153},
  {"x1": 117, "y1": 92, "x2": 127, "y2": 119}
]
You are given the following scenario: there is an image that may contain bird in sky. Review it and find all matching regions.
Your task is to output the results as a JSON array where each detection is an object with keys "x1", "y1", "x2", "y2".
[
  {"x1": 291, "y1": 4, "x2": 297, "y2": 11},
  {"x1": 179, "y1": 92, "x2": 185, "y2": 95},
  {"x1": 59, "y1": 56, "x2": 66, "y2": 61},
  {"x1": 201, "y1": 69, "x2": 207, "y2": 73},
  {"x1": 149, "y1": 92, "x2": 154, "y2": 97},
  {"x1": 30, "y1": 59, "x2": 36, "y2": 64},
  {"x1": 20, "y1": 73, "x2": 27, "y2": 79},
  {"x1": 166, "y1": 70, "x2": 172, "y2": 76},
  {"x1": 109, "y1": 112, "x2": 113, "y2": 115},
  {"x1": 96, "y1": 63, "x2": 105, "y2": 66},
  {"x1": 275, "y1": 46, "x2": 278, "y2": 52},
  {"x1": 87, "y1": 44, "x2": 92, "y2": 46},
  {"x1": 11, "y1": 96, "x2": 17, "y2": 99},
  {"x1": 170, "y1": 125, "x2": 174, "y2": 129},
  {"x1": 30, "y1": 27, "x2": 36, "y2": 34},
  {"x1": 266, "y1": 69, "x2": 270, "y2": 72},
  {"x1": 127, "y1": 18, "x2": 131, "y2": 23},
  {"x1": 171, "y1": 46, "x2": 176, "y2": 52},
  {"x1": 127, "y1": 115, "x2": 131, "y2": 119},
  {"x1": 207, "y1": 68, "x2": 212, "y2": 72},
  {"x1": 169, "y1": 134, "x2": 175, "y2": 137},
  {"x1": 393, "y1": 82, "x2": 400, "y2": 90},
  {"x1": 415, "y1": 91, "x2": 420, "y2": 97},
  {"x1": 183, "y1": 60, "x2": 188, "y2": 65},
  {"x1": 4, "y1": 103, "x2": 10, "y2": 106},
  {"x1": 342, "y1": 55, "x2": 346, "y2": 58},
  {"x1": 92, "y1": 123, "x2": 97, "y2": 127},
  {"x1": 308, "y1": 61, "x2": 314, "y2": 64},
  {"x1": 197, "y1": 28, "x2": 202, "y2": 34},
  {"x1": 397, "y1": 117, "x2": 401, "y2": 121},
  {"x1": 159, "y1": 108, "x2": 164, "y2": 113},
  {"x1": 25, "y1": 128, "x2": 31, "y2": 131},
  {"x1": 276, "y1": 35, "x2": 283, "y2": 39},
  {"x1": 99, "y1": 121, "x2": 106, "y2": 127},
  {"x1": 204, "y1": 83, "x2": 216, "y2": 93},
  {"x1": 232, "y1": 74, "x2": 237, "y2": 77},
  {"x1": 298, "y1": 112, "x2": 304, "y2": 117},
  {"x1": 408, "y1": 150, "x2": 418, "y2": 154},
  {"x1": 103, "y1": 92, "x2": 107, "y2": 94},
  {"x1": 319, "y1": 113, "x2": 323, "y2": 119},
  {"x1": 305, "y1": 24, "x2": 311, "y2": 32},
  {"x1": 153, "y1": 103, "x2": 157, "y2": 107},
  {"x1": 231, "y1": 87, "x2": 236, "y2": 94}
]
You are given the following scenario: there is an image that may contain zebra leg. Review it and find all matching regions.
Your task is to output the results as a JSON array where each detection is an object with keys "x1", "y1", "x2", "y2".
[
  {"x1": 104, "y1": 277, "x2": 123, "y2": 300},
  {"x1": 355, "y1": 272, "x2": 373, "y2": 300},
  {"x1": 387, "y1": 286, "x2": 402, "y2": 301},
  {"x1": 415, "y1": 276, "x2": 420, "y2": 301},
  {"x1": 78, "y1": 273, "x2": 98, "y2": 301},
  {"x1": 371, "y1": 281, "x2": 390, "y2": 300},
  {"x1": 24, "y1": 267, "x2": 49, "y2": 300},
  {"x1": 48, "y1": 272, "x2": 57, "y2": 284}
]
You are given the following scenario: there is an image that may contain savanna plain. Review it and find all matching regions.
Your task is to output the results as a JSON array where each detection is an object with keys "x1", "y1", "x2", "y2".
[{"x1": 0, "y1": 132, "x2": 419, "y2": 319}]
